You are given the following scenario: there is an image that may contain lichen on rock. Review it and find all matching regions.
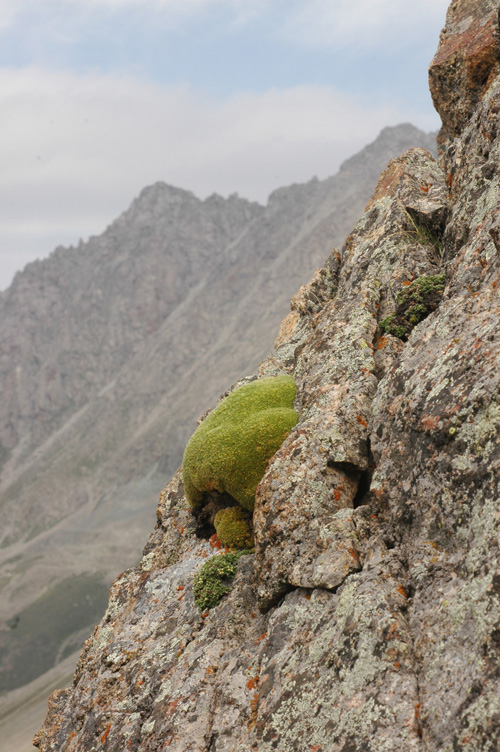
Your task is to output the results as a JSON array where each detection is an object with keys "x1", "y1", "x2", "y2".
[{"x1": 182, "y1": 374, "x2": 298, "y2": 512}]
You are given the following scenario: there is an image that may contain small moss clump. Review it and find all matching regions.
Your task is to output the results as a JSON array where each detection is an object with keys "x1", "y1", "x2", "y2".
[
  {"x1": 380, "y1": 273, "x2": 446, "y2": 341},
  {"x1": 183, "y1": 375, "x2": 298, "y2": 512},
  {"x1": 214, "y1": 506, "x2": 254, "y2": 549},
  {"x1": 378, "y1": 314, "x2": 407, "y2": 340},
  {"x1": 193, "y1": 551, "x2": 252, "y2": 611}
]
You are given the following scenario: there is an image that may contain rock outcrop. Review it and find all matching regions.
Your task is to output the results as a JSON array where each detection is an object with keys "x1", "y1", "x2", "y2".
[
  {"x1": 0, "y1": 124, "x2": 436, "y2": 704},
  {"x1": 34, "y1": 2, "x2": 500, "y2": 749}
]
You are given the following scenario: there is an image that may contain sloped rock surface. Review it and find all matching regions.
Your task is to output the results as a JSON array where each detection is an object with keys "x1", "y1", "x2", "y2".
[
  {"x1": 0, "y1": 124, "x2": 437, "y2": 705},
  {"x1": 254, "y1": 148, "x2": 448, "y2": 611},
  {"x1": 33, "y1": 3, "x2": 500, "y2": 749}
]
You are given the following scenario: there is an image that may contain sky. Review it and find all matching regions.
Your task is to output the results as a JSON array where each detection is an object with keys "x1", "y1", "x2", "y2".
[{"x1": 0, "y1": 0, "x2": 451, "y2": 291}]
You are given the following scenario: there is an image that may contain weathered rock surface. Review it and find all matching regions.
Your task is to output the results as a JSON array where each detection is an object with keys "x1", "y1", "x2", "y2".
[
  {"x1": 254, "y1": 148, "x2": 448, "y2": 611},
  {"x1": 33, "y1": 1, "x2": 500, "y2": 750},
  {"x1": 429, "y1": 0, "x2": 500, "y2": 144}
]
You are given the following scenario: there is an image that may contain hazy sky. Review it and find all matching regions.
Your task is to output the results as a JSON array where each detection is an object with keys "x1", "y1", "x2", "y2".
[{"x1": 0, "y1": 0, "x2": 450, "y2": 291}]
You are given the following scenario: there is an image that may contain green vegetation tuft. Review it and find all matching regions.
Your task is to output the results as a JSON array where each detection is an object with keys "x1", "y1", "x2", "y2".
[
  {"x1": 182, "y1": 375, "x2": 298, "y2": 512},
  {"x1": 380, "y1": 273, "x2": 446, "y2": 341},
  {"x1": 214, "y1": 506, "x2": 254, "y2": 549},
  {"x1": 193, "y1": 550, "x2": 252, "y2": 611}
]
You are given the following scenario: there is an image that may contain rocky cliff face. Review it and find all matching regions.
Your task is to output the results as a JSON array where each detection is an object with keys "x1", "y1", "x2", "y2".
[
  {"x1": 33, "y1": 2, "x2": 500, "y2": 750},
  {"x1": 0, "y1": 123, "x2": 435, "y2": 707}
]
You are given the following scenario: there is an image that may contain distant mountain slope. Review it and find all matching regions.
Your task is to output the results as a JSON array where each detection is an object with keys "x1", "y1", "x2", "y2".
[
  {"x1": 0, "y1": 188, "x2": 262, "y2": 468},
  {"x1": 0, "y1": 124, "x2": 436, "y2": 702}
]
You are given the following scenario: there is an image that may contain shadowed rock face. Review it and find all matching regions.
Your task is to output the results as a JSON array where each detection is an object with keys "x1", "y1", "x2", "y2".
[
  {"x1": 34, "y1": 2, "x2": 500, "y2": 750},
  {"x1": 429, "y1": 0, "x2": 500, "y2": 144}
]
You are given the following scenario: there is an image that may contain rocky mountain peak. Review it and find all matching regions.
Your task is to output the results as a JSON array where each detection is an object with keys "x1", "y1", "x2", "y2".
[{"x1": 338, "y1": 123, "x2": 436, "y2": 177}]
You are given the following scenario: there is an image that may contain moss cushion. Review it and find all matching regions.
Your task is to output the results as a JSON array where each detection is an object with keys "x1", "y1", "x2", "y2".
[
  {"x1": 214, "y1": 506, "x2": 254, "y2": 549},
  {"x1": 182, "y1": 374, "x2": 297, "y2": 511}
]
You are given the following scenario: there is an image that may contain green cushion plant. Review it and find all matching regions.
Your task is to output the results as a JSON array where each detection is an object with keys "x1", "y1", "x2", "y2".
[
  {"x1": 214, "y1": 506, "x2": 254, "y2": 549},
  {"x1": 182, "y1": 374, "x2": 298, "y2": 512}
]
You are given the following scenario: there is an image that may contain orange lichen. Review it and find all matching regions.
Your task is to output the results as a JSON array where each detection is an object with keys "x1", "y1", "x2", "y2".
[
  {"x1": 167, "y1": 699, "x2": 180, "y2": 716},
  {"x1": 376, "y1": 336, "x2": 388, "y2": 350},
  {"x1": 420, "y1": 415, "x2": 440, "y2": 431},
  {"x1": 101, "y1": 723, "x2": 112, "y2": 743},
  {"x1": 209, "y1": 533, "x2": 224, "y2": 550}
]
